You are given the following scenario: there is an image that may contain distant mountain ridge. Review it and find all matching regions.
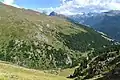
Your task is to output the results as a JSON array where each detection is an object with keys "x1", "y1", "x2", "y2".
[{"x1": 69, "y1": 10, "x2": 120, "y2": 41}]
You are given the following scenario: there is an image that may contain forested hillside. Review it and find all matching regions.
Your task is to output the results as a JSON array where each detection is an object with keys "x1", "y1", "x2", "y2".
[
  {"x1": 0, "y1": 2, "x2": 112, "y2": 70},
  {"x1": 70, "y1": 45, "x2": 120, "y2": 80}
]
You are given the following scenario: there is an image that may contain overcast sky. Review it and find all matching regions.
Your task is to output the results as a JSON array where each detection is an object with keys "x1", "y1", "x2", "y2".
[{"x1": 1, "y1": 0, "x2": 120, "y2": 15}]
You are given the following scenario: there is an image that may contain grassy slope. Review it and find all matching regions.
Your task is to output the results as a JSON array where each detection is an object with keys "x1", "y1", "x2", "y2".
[
  {"x1": 58, "y1": 68, "x2": 76, "y2": 77},
  {"x1": 0, "y1": 61, "x2": 71, "y2": 80},
  {"x1": 0, "y1": 2, "x2": 111, "y2": 70}
]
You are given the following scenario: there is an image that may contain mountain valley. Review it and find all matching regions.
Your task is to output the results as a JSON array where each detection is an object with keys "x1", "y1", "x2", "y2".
[
  {"x1": 0, "y1": 2, "x2": 120, "y2": 80},
  {"x1": 69, "y1": 10, "x2": 120, "y2": 41}
]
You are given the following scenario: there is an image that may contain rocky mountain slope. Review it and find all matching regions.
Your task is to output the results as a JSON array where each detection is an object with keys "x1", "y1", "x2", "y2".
[
  {"x1": 69, "y1": 45, "x2": 120, "y2": 80},
  {"x1": 69, "y1": 10, "x2": 120, "y2": 41},
  {"x1": 0, "y1": 2, "x2": 111, "y2": 70}
]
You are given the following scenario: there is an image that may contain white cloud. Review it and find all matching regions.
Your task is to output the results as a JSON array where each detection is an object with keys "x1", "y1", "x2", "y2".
[
  {"x1": 39, "y1": 0, "x2": 120, "y2": 15},
  {"x1": 37, "y1": 7, "x2": 55, "y2": 15},
  {"x1": 3, "y1": 0, "x2": 14, "y2": 5},
  {"x1": 3, "y1": 0, "x2": 20, "y2": 8},
  {"x1": 58, "y1": 0, "x2": 120, "y2": 15},
  {"x1": 3, "y1": 0, "x2": 120, "y2": 15},
  {"x1": 109, "y1": 2, "x2": 120, "y2": 10}
]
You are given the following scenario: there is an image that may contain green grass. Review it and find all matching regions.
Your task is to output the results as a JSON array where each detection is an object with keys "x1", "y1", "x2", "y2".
[{"x1": 0, "y1": 61, "x2": 71, "y2": 80}]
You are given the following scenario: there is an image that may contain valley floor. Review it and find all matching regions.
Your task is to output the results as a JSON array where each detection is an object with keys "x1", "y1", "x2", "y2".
[{"x1": 0, "y1": 61, "x2": 71, "y2": 80}]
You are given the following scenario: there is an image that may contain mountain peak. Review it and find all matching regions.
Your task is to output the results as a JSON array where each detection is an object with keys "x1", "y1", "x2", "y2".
[{"x1": 49, "y1": 11, "x2": 58, "y2": 16}]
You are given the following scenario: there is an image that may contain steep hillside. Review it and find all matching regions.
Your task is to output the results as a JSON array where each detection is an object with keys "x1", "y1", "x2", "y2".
[
  {"x1": 70, "y1": 45, "x2": 120, "y2": 80},
  {"x1": 0, "y1": 2, "x2": 111, "y2": 70},
  {"x1": 0, "y1": 61, "x2": 70, "y2": 80}
]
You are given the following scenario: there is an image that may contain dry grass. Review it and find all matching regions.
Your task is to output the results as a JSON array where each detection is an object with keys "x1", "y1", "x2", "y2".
[{"x1": 0, "y1": 61, "x2": 71, "y2": 80}]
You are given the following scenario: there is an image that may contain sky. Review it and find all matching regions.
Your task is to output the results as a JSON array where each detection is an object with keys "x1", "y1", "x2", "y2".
[{"x1": 1, "y1": 0, "x2": 120, "y2": 15}]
